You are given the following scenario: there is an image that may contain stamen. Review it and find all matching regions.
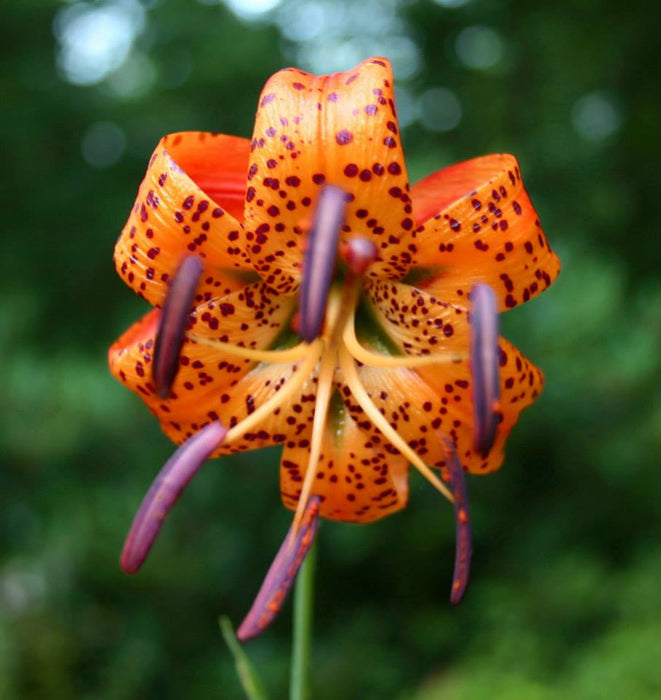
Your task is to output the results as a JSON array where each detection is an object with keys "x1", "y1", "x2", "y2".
[
  {"x1": 469, "y1": 283, "x2": 500, "y2": 457},
  {"x1": 237, "y1": 495, "x2": 321, "y2": 641},
  {"x1": 343, "y1": 308, "x2": 465, "y2": 369},
  {"x1": 223, "y1": 340, "x2": 323, "y2": 447},
  {"x1": 299, "y1": 185, "x2": 347, "y2": 342},
  {"x1": 185, "y1": 333, "x2": 313, "y2": 364},
  {"x1": 291, "y1": 354, "x2": 335, "y2": 534},
  {"x1": 120, "y1": 420, "x2": 227, "y2": 574},
  {"x1": 441, "y1": 435, "x2": 472, "y2": 604},
  {"x1": 153, "y1": 255, "x2": 203, "y2": 398},
  {"x1": 340, "y1": 236, "x2": 378, "y2": 276},
  {"x1": 338, "y1": 346, "x2": 454, "y2": 505}
]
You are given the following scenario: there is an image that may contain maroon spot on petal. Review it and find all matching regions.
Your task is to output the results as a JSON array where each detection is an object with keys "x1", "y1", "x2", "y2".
[{"x1": 336, "y1": 129, "x2": 354, "y2": 145}]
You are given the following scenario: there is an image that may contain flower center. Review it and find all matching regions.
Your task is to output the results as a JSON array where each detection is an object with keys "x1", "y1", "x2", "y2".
[{"x1": 184, "y1": 251, "x2": 461, "y2": 532}]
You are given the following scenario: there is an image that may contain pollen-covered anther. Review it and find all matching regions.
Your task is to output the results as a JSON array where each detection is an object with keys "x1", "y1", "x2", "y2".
[
  {"x1": 299, "y1": 185, "x2": 347, "y2": 342},
  {"x1": 469, "y1": 283, "x2": 500, "y2": 457},
  {"x1": 120, "y1": 420, "x2": 227, "y2": 575},
  {"x1": 153, "y1": 255, "x2": 203, "y2": 398},
  {"x1": 340, "y1": 236, "x2": 378, "y2": 276},
  {"x1": 237, "y1": 495, "x2": 322, "y2": 642},
  {"x1": 441, "y1": 435, "x2": 472, "y2": 605}
]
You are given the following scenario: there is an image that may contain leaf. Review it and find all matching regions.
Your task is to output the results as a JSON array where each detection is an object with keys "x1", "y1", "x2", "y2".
[{"x1": 219, "y1": 616, "x2": 269, "y2": 700}]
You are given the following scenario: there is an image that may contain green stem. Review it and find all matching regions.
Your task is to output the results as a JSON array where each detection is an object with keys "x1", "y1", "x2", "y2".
[{"x1": 289, "y1": 540, "x2": 317, "y2": 700}]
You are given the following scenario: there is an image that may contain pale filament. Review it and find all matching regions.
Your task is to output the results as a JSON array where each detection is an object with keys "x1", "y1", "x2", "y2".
[
  {"x1": 291, "y1": 279, "x2": 362, "y2": 534},
  {"x1": 184, "y1": 333, "x2": 312, "y2": 364},
  {"x1": 338, "y1": 344, "x2": 455, "y2": 505},
  {"x1": 223, "y1": 339, "x2": 323, "y2": 447},
  {"x1": 342, "y1": 304, "x2": 466, "y2": 368}
]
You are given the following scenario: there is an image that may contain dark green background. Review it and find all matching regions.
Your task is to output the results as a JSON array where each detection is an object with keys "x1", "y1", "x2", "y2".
[{"x1": 2, "y1": 1, "x2": 660, "y2": 698}]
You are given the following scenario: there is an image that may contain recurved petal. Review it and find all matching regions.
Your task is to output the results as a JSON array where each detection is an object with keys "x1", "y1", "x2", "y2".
[
  {"x1": 115, "y1": 132, "x2": 254, "y2": 307},
  {"x1": 365, "y1": 281, "x2": 544, "y2": 473},
  {"x1": 243, "y1": 57, "x2": 413, "y2": 294},
  {"x1": 409, "y1": 154, "x2": 560, "y2": 310},
  {"x1": 163, "y1": 132, "x2": 249, "y2": 221},
  {"x1": 280, "y1": 397, "x2": 410, "y2": 523}
]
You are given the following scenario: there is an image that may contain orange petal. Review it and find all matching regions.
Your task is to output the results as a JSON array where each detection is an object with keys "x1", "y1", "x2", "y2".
[
  {"x1": 114, "y1": 132, "x2": 254, "y2": 307},
  {"x1": 163, "y1": 132, "x2": 249, "y2": 221},
  {"x1": 279, "y1": 397, "x2": 410, "y2": 523},
  {"x1": 355, "y1": 342, "x2": 543, "y2": 476},
  {"x1": 243, "y1": 57, "x2": 413, "y2": 294},
  {"x1": 365, "y1": 281, "x2": 544, "y2": 473},
  {"x1": 108, "y1": 282, "x2": 296, "y2": 445},
  {"x1": 365, "y1": 278, "x2": 469, "y2": 356},
  {"x1": 410, "y1": 154, "x2": 560, "y2": 310}
]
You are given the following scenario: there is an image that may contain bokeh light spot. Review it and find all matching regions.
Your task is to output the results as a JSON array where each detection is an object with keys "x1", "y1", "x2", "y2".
[
  {"x1": 455, "y1": 25, "x2": 503, "y2": 70},
  {"x1": 81, "y1": 122, "x2": 127, "y2": 168},
  {"x1": 571, "y1": 92, "x2": 622, "y2": 141},
  {"x1": 417, "y1": 87, "x2": 462, "y2": 132},
  {"x1": 53, "y1": 0, "x2": 146, "y2": 86}
]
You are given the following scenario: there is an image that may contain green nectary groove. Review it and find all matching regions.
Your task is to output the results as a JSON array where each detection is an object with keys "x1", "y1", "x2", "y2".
[
  {"x1": 401, "y1": 264, "x2": 446, "y2": 287},
  {"x1": 354, "y1": 296, "x2": 403, "y2": 357}
]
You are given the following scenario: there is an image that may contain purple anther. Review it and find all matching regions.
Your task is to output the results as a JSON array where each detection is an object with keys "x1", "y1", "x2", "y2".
[
  {"x1": 341, "y1": 236, "x2": 378, "y2": 276},
  {"x1": 120, "y1": 421, "x2": 227, "y2": 574},
  {"x1": 469, "y1": 283, "x2": 500, "y2": 457},
  {"x1": 299, "y1": 186, "x2": 346, "y2": 342},
  {"x1": 442, "y1": 436, "x2": 472, "y2": 605},
  {"x1": 153, "y1": 255, "x2": 203, "y2": 398},
  {"x1": 237, "y1": 495, "x2": 322, "y2": 641}
]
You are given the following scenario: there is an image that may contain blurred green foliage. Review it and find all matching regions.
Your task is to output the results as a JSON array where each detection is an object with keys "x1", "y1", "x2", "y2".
[{"x1": 1, "y1": 1, "x2": 660, "y2": 698}]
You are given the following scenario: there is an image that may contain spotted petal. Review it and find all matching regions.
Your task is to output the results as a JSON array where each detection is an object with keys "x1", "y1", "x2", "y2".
[
  {"x1": 108, "y1": 281, "x2": 296, "y2": 446},
  {"x1": 114, "y1": 132, "x2": 254, "y2": 307},
  {"x1": 279, "y1": 396, "x2": 410, "y2": 523},
  {"x1": 243, "y1": 57, "x2": 413, "y2": 294},
  {"x1": 410, "y1": 154, "x2": 560, "y2": 310},
  {"x1": 365, "y1": 280, "x2": 544, "y2": 474}
]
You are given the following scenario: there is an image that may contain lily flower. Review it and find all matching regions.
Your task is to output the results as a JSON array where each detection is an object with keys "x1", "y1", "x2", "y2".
[{"x1": 108, "y1": 57, "x2": 560, "y2": 640}]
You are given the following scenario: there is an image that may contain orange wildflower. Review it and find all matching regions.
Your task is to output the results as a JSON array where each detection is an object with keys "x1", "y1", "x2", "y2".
[{"x1": 109, "y1": 57, "x2": 560, "y2": 639}]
